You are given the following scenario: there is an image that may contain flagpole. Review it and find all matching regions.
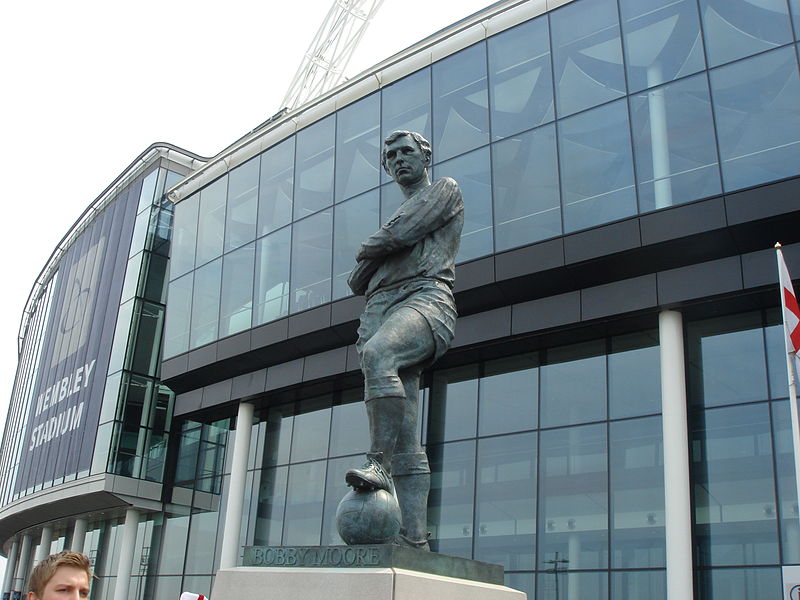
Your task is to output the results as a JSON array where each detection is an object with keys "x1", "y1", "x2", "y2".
[{"x1": 775, "y1": 242, "x2": 800, "y2": 525}]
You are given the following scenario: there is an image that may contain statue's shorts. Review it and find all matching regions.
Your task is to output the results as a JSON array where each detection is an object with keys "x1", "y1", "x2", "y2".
[{"x1": 356, "y1": 278, "x2": 457, "y2": 367}]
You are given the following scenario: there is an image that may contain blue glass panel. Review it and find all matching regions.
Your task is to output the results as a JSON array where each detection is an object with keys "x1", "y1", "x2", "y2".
[
  {"x1": 609, "y1": 331, "x2": 661, "y2": 419},
  {"x1": 538, "y1": 572, "x2": 609, "y2": 600},
  {"x1": 793, "y1": 1, "x2": 800, "y2": 38},
  {"x1": 224, "y1": 156, "x2": 259, "y2": 252},
  {"x1": 539, "y1": 424, "x2": 608, "y2": 570},
  {"x1": 379, "y1": 180, "x2": 405, "y2": 223},
  {"x1": 611, "y1": 571, "x2": 666, "y2": 600},
  {"x1": 691, "y1": 403, "x2": 780, "y2": 566},
  {"x1": 219, "y1": 243, "x2": 255, "y2": 337},
  {"x1": 492, "y1": 124, "x2": 561, "y2": 250},
  {"x1": 254, "y1": 227, "x2": 291, "y2": 325},
  {"x1": 558, "y1": 99, "x2": 636, "y2": 232},
  {"x1": 294, "y1": 116, "x2": 335, "y2": 219},
  {"x1": 432, "y1": 43, "x2": 490, "y2": 162},
  {"x1": 551, "y1": 0, "x2": 626, "y2": 117},
  {"x1": 290, "y1": 209, "x2": 332, "y2": 313},
  {"x1": 163, "y1": 273, "x2": 193, "y2": 358},
  {"x1": 478, "y1": 353, "x2": 539, "y2": 436},
  {"x1": 699, "y1": 0, "x2": 793, "y2": 67},
  {"x1": 771, "y1": 401, "x2": 800, "y2": 564},
  {"x1": 428, "y1": 365, "x2": 479, "y2": 443},
  {"x1": 258, "y1": 138, "x2": 294, "y2": 236},
  {"x1": 428, "y1": 440, "x2": 476, "y2": 558},
  {"x1": 336, "y1": 94, "x2": 380, "y2": 202},
  {"x1": 282, "y1": 460, "x2": 326, "y2": 545},
  {"x1": 620, "y1": 0, "x2": 706, "y2": 92},
  {"x1": 630, "y1": 74, "x2": 721, "y2": 212},
  {"x1": 433, "y1": 147, "x2": 493, "y2": 262},
  {"x1": 170, "y1": 194, "x2": 199, "y2": 279},
  {"x1": 488, "y1": 16, "x2": 554, "y2": 139},
  {"x1": 189, "y1": 258, "x2": 221, "y2": 349},
  {"x1": 196, "y1": 177, "x2": 227, "y2": 267},
  {"x1": 541, "y1": 340, "x2": 607, "y2": 427},
  {"x1": 332, "y1": 190, "x2": 379, "y2": 300},
  {"x1": 698, "y1": 567, "x2": 782, "y2": 599},
  {"x1": 710, "y1": 46, "x2": 800, "y2": 192}
]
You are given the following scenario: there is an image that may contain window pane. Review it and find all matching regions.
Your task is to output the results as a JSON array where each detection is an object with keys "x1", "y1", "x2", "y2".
[
  {"x1": 492, "y1": 124, "x2": 561, "y2": 250},
  {"x1": 262, "y1": 404, "x2": 294, "y2": 468},
  {"x1": 184, "y1": 510, "x2": 218, "y2": 574},
  {"x1": 432, "y1": 43, "x2": 490, "y2": 162},
  {"x1": 537, "y1": 571, "x2": 609, "y2": 600},
  {"x1": 283, "y1": 460, "x2": 326, "y2": 545},
  {"x1": 541, "y1": 340, "x2": 607, "y2": 428},
  {"x1": 699, "y1": 0, "x2": 793, "y2": 67},
  {"x1": 294, "y1": 116, "x2": 335, "y2": 219},
  {"x1": 488, "y1": 16, "x2": 554, "y2": 139},
  {"x1": 539, "y1": 424, "x2": 608, "y2": 570},
  {"x1": 224, "y1": 156, "x2": 259, "y2": 252},
  {"x1": 290, "y1": 210, "x2": 332, "y2": 313},
  {"x1": 258, "y1": 138, "x2": 294, "y2": 236},
  {"x1": 332, "y1": 190, "x2": 379, "y2": 300},
  {"x1": 710, "y1": 46, "x2": 800, "y2": 192},
  {"x1": 329, "y1": 390, "x2": 369, "y2": 457},
  {"x1": 163, "y1": 273, "x2": 193, "y2": 358},
  {"x1": 687, "y1": 313, "x2": 769, "y2": 407},
  {"x1": 254, "y1": 227, "x2": 291, "y2": 325},
  {"x1": 428, "y1": 365, "x2": 479, "y2": 443},
  {"x1": 253, "y1": 466, "x2": 288, "y2": 546},
  {"x1": 475, "y1": 433, "x2": 537, "y2": 570},
  {"x1": 156, "y1": 512, "x2": 190, "y2": 574},
  {"x1": 189, "y1": 258, "x2": 221, "y2": 349},
  {"x1": 697, "y1": 567, "x2": 782, "y2": 599},
  {"x1": 610, "y1": 417, "x2": 665, "y2": 568},
  {"x1": 609, "y1": 331, "x2": 661, "y2": 419},
  {"x1": 558, "y1": 99, "x2": 636, "y2": 233},
  {"x1": 478, "y1": 353, "x2": 538, "y2": 436},
  {"x1": 630, "y1": 74, "x2": 721, "y2": 212},
  {"x1": 196, "y1": 177, "x2": 227, "y2": 266},
  {"x1": 610, "y1": 570, "x2": 666, "y2": 600},
  {"x1": 551, "y1": 0, "x2": 625, "y2": 117},
  {"x1": 770, "y1": 401, "x2": 800, "y2": 563},
  {"x1": 691, "y1": 404, "x2": 780, "y2": 566},
  {"x1": 219, "y1": 243, "x2": 255, "y2": 337},
  {"x1": 380, "y1": 180, "x2": 405, "y2": 223},
  {"x1": 336, "y1": 94, "x2": 380, "y2": 201},
  {"x1": 428, "y1": 440, "x2": 476, "y2": 559},
  {"x1": 433, "y1": 147, "x2": 493, "y2": 261},
  {"x1": 765, "y1": 316, "x2": 790, "y2": 399},
  {"x1": 620, "y1": 0, "x2": 706, "y2": 92},
  {"x1": 137, "y1": 169, "x2": 158, "y2": 214},
  {"x1": 170, "y1": 194, "x2": 199, "y2": 279},
  {"x1": 321, "y1": 456, "x2": 354, "y2": 545},
  {"x1": 289, "y1": 397, "x2": 331, "y2": 463}
]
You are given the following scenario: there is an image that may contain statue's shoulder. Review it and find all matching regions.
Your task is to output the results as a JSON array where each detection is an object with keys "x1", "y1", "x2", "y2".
[{"x1": 431, "y1": 176, "x2": 462, "y2": 196}]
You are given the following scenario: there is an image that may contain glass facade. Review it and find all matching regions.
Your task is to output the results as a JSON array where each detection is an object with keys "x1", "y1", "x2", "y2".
[{"x1": 164, "y1": 0, "x2": 800, "y2": 358}]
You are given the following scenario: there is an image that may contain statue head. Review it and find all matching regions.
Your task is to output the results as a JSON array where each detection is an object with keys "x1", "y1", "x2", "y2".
[{"x1": 380, "y1": 130, "x2": 432, "y2": 183}]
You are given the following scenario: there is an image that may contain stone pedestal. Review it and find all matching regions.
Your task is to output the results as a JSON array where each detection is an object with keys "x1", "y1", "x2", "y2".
[
  {"x1": 212, "y1": 566, "x2": 526, "y2": 600},
  {"x1": 211, "y1": 545, "x2": 526, "y2": 599}
]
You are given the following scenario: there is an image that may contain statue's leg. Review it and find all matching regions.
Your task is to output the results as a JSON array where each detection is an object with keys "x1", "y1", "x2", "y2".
[{"x1": 392, "y1": 368, "x2": 431, "y2": 549}]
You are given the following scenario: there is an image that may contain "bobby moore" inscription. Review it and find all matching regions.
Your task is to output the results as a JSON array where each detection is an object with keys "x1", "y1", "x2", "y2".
[{"x1": 244, "y1": 546, "x2": 382, "y2": 568}]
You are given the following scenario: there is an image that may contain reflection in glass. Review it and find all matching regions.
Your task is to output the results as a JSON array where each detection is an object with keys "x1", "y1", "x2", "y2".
[
  {"x1": 474, "y1": 433, "x2": 536, "y2": 570},
  {"x1": 294, "y1": 116, "x2": 335, "y2": 219},
  {"x1": 630, "y1": 74, "x2": 721, "y2": 212},
  {"x1": 258, "y1": 138, "x2": 294, "y2": 236},
  {"x1": 710, "y1": 46, "x2": 800, "y2": 192},
  {"x1": 163, "y1": 273, "x2": 193, "y2": 358},
  {"x1": 380, "y1": 181, "x2": 405, "y2": 223},
  {"x1": 253, "y1": 466, "x2": 288, "y2": 546},
  {"x1": 610, "y1": 570, "x2": 666, "y2": 600},
  {"x1": 290, "y1": 210, "x2": 332, "y2": 313},
  {"x1": 541, "y1": 340, "x2": 606, "y2": 427},
  {"x1": 428, "y1": 365, "x2": 479, "y2": 443},
  {"x1": 254, "y1": 227, "x2": 291, "y2": 325},
  {"x1": 329, "y1": 390, "x2": 370, "y2": 457},
  {"x1": 195, "y1": 176, "x2": 227, "y2": 267},
  {"x1": 382, "y1": 68, "x2": 431, "y2": 142},
  {"x1": 551, "y1": 0, "x2": 625, "y2": 117},
  {"x1": 765, "y1": 315, "x2": 790, "y2": 399},
  {"x1": 432, "y1": 43, "x2": 490, "y2": 162},
  {"x1": 492, "y1": 124, "x2": 560, "y2": 250},
  {"x1": 137, "y1": 169, "x2": 159, "y2": 214},
  {"x1": 219, "y1": 243, "x2": 255, "y2": 337},
  {"x1": 428, "y1": 440, "x2": 476, "y2": 559},
  {"x1": 609, "y1": 331, "x2": 661, "y2": 419},
  {"x1": 697, "y1": 567, "x2": 782, "y2": 599},
  {"x1": 620, "y1": 0, "x2": 706, "y2": 92},
  {"x1": 189, "y1": 259, "x2": 222, "y2": 350},
  {"x1": 225, "y1": 157, "x2": 259, "y2": 252},
  {"x1": 283, "y1": 460, "x2": 326, "y2": 545},
  {"x1": 332, "y1": 191, "x2": 379, "y2": 300},
  {"x1": 262, "y1": 404, "x2": 294, "y2": 467},
  {"x1": 539, "y1": 424, "x2": 608, "y2": 570},
  {"x1": 433, "y1": 147, "x2": 493, "y2": 261},
  {"x1": 610, "y1": 417, "x2": 665, "y2": 568},
  {"x1": 691, "y1": 404, "x2": 780, "y2": 566},
  {"x1": 769, "y1": 401, "x2": 800, "y2": 563},
  {"x1": 558, "y1": 99, "x2": 636, "y2": 233},
  {"x1": 184, "y1": 510, "x2": 219, "y2": 574},
  {"x1": 488, "y1": 16, "x2": 554, "y2": 139},
  {"x1": 289, "y1": 397, "x2": 332, "y2": 463},
  {"x1": 170, "y1": 194, "x2": 199, "y2": 279},
  {"x1": 699, "y1": 0, "x2": 793, "y2": 67},
  {"x1": 537, "y1": 571, "x2": 609, "y2": 600},
  {"x1": 335, "y1": 94, "x2": 380, "y2": 201},
  {"x1": 478, "y1": 354, "x2": 538, "y2": 436},
  {"x1": 156, "y1": 512, "x2": 190, "y2": 574}
]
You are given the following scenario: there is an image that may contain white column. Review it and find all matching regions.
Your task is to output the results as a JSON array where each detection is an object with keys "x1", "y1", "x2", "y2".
[
  {"x1": 659, "y1": 310, "x2": 694, "y2": 600},
  {"x1": 71, "y1": 518, "x2": 88, "y2": 554},
  {"x1": 2, "y1": 539, "x2": 19, "y2": 595},
  {"x1": 219, "y1": 401, "x2": 254, "y2": 569},
  {"x1": 647, "y1": 64, "x2": 673, "y2": 210},
  {"x1": 34, "y1": 525, "x2": 54, "y2": 565},
  {"x1": 113, "y1": 508, "x2": 140, "y2": 600},
  {"x1": 13, "y1": 533, "x2": 33, "y2": 592}
]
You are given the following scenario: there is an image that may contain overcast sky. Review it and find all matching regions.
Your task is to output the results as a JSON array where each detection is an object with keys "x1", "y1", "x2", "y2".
[{"x1": 0, "y1": 0, "x2": 493, "y2": 584}]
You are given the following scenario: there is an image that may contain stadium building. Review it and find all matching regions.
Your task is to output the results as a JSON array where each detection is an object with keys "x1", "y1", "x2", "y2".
[{"x1": 3, "y1": 0, "x2": 800, "y2": 598}]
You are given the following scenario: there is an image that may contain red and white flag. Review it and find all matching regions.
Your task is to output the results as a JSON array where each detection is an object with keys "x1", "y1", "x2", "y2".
[{"x1": 777, "y1": 244, "x2": 800, "y2": 355}]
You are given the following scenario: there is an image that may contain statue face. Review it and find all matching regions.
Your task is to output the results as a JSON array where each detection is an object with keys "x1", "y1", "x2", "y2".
[{"x1": 384, "y1": 135, "x2": 429, "y2": 186}]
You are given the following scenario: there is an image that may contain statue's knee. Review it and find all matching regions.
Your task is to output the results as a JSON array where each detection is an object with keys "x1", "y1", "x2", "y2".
[{"x1": 361, "y1": 339, "x2": 389, "y2": 374}]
